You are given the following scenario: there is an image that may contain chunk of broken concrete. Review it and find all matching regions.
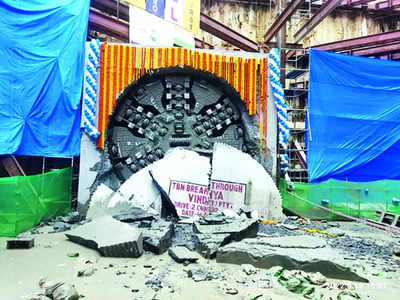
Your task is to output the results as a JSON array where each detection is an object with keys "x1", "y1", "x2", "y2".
[
  {"x1": 168, "y1": 246, "x2": 200, "y2": 263},
  {"x1": 242, "y1": 264, "x2": 257, "y2": 275},
  {"x1": 77, "y1": 266, "x2": 97, "y2": 277},
  {"x1": 65, "y1": 216, "x2": 143, "y2": 258},
  {"x1": 107, "y1": 165, "x2": 162, "y2": 215},
  {"x1": 86, "y1": 184, "x2": 115, "y2": 219},
  {"x1": 139, "y1": 220, "x2": 174, "y2": 254},
  {"x1": 211, "y1": 143, "x2": 284, "y2": 222},
  {"x1": 112, "y1": 207, "x2": 157, "y2": 223},
  {"x1": 194, "y1": 217, "x2": 258, "y2": 241},
  {"x1": 39, "y1": 279, "x2": 79, "y2": 300},
  {"x1": 216, "y1": 236, "x2": 368, "y2": 282},
  {"x1": 194, "y1": 233, "x2": 231, "y2": 258}
]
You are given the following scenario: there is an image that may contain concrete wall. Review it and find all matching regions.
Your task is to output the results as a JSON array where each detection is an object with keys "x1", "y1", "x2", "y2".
[{"x1": 199, "y1": 1, "x2": 399, "y2": 48}]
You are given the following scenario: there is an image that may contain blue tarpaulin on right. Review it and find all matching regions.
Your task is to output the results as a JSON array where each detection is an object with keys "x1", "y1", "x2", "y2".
[{"x1": 308, "y1": 49, "x2": 400, "y2": 183}]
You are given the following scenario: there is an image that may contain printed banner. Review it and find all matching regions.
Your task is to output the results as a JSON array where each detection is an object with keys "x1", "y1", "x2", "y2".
[
  {"x1": 164, "y1": 0, "x2": 185, "y2": 27},
  {"x1": 168, "y1": 180, "x2": 246, "y2": 217},
  {"x1": 129, "y1": 6, "x2": 174, "y2": 47},
  {"x1": 183, "y1": 0, "x2": 200, "y2": 34},
  {"x1": 146, "y1": 0, "x2": 165, "y2": 18}
]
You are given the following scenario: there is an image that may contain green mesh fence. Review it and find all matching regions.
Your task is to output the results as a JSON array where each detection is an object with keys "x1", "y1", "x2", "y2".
[
  {"x1": 0, "y1": 167, "x2": 72, "y2": 237},
  {"x1": 279, "y1": 178, "x2": 400, "y2": 221}
]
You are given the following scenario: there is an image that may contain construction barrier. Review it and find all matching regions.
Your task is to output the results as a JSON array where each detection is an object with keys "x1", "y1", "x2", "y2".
[
  {"x1": 280, "y1": 178, "x2": 400, "y2": 221},
  {"x1": 0, "y1": 168, "x2": 72, "y2": 237}
]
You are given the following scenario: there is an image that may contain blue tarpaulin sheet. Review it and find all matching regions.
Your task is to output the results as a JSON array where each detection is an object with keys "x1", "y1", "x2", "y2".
[
  {"x1": 0, "y1": 0, "x2": 89, "y2": 156},
  {"x1": 308, "y1": 49, "x2": 400, "y2": 183}
]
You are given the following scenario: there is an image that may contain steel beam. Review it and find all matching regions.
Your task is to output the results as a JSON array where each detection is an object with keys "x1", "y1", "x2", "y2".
[
  {"x1": 263, "y1": 0, "x2": 305, "y2": 43},
  {"x1": 392, "y1": 53, "x2": 400, "y2": 59},
  {"x1": 199, "y1": 13, "x2": 258, "y2": 51},
  {"x1": 351, "y1": 42, "x2": 400, "y2": 56},
  {"x1": 195, "y1": 38, "x2": 214, "y2": 49},
  {"x1": 91, "y1": 0, "x2": 129, "y2": 21},
  {"x1": 0, "y1": 155, "x2": 25, "y2": 176},
  {"x1": 374, "y1": 0, "x2": 400, "y2": 9},
  {"x1": 294, "y1": 0, "x2": 343, "y2": 43},
  {"x1": 342, "y1": 0, "x2": 375, "y2": 6},
  {"x1": 312, "y1": 30, "x2": 400, "y2": 51},
  {"x1": 89, "y1": 9, "x2": 129, "y2": 41}
]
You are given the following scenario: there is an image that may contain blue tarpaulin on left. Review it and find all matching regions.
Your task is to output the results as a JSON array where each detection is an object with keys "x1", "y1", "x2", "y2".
[
  {"x1": 308, "y1": 49, "x2": 400, "y2": 183},
  {"x1": 0, "y1": 0, "x2": 89, "y2": 156}
]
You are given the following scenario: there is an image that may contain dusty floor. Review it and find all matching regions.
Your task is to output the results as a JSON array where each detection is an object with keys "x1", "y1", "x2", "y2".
[{"x1": 1, "y1": 223, "x2": 400, "y2": 300}]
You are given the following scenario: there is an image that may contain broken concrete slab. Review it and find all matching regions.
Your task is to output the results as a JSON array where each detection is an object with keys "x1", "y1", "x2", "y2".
[
  {"x1": 65, "y1": 216, "x2": 143, "y2": 258},
  {"x1": 113, "y1": 207, "x2": 157, "y2": 223},
  {"x1": 172, "y1": 223, "x2": 197, "y2": 251},
  {"x1": 108, "y1": 165, "x2": 162, "y2": 215},
  {"x1": 168, "y1": 246, "x2": 200, "y2": 263},
  {"x1": 216, "y1": 237, "x2": 368, "y2": 282},
  {"x1": 194, "y1": 217, "x2": 258, "y2": 241},
  {"x1": 86, "y1": 184, "x2": 115, "y2": 219},
  {"x1": 258, "y1": 236, "x2": 327, "y2": 249},
  {"x1": 211, "y1": 143, "x2": 284, "y2": 222},
  {"x1": 149, "y1": 149, "x2": 211, "y2": 218},
  {"x1": 139, "y1": 220, "x2": 174, "y2": 255},
  {"x1": 194, "y1": 233, "x2": 231, "y2": 258}
]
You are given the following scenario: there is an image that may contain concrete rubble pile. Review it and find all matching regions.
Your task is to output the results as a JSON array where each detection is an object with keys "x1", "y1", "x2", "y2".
[{"x1": 56, "y1": 145, "x2": 393, "y2": 292}]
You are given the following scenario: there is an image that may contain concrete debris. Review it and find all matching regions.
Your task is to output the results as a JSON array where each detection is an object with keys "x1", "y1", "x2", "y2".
[
  {"x1": 168, "y1": 246, "x2": 200, "y2": 263},
  {"x1": 145, "y1": 278, "x2": 163, "y2": 291},
  {"x1": 194, "y1": 233, "x2": 231, "y2": 258},
  {"x1": 225, "y1": 287, "x2": 238, "y2": 295},
  {"x1": 242, "y1": 264, "x2": 257, "y2": 275},
  {"x1": 194, "y1": 216, "x2": 258, "y2": 241},
  {"x1": 216, "y1": 237, "x2": 368, "y2": 282},
  {"x1": 77, "y1": 266, "x2": 97, "y2": 277},
  {"x1": 60, "y1": 212, "x2": 80, "y2": 224},
  {"x1": 65, "y1": 216, "x2": 143, "y2": 258},
  {"x1": 211, "y1": 143, "x2": 284, "y2": 222},
  {"x1": 186, "y1": 266, "x2": 218, "y2": 282},
  {"x1": 337, "y1": 291, "x2": 361, "y2": 299},
  {"x1": 258, "y1": 236, "x2": 327, "y2": 249},
  {"x1": 221, "y1": 209, "x2": 240, "y2": 218},
  {"x1": 39, "y1": 279, "x2": 79, "y2": 300},
  {"x1": 86, "y1": 184, "x2": 115, "y2": 220},
  {"x1": 51, "y1": 222, "x2": 71, "y2": 233},
  {"x1": 112, "y1": 207, "x2": 157, "y2": 223},
  {"x1": 202, "y1": 214, "x2": 226, "y2": 224},
  {"x1": 171, "y1": 223, "x2": 197, "y2": 251},
  {"x1": 306, "y1": 272, "x2": 327, "y2": 285},
  {"x1": 139, "y1": 220, "x2": 174, "y2": 254},
  {"x1": 108, "y1": 166, "x2": 162, "y2": 215}
]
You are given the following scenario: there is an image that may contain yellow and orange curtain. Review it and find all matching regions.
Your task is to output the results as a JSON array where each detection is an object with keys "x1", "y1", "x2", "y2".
[{"x1": 97, "y1": 43, "x2": 268, "y2": 150}]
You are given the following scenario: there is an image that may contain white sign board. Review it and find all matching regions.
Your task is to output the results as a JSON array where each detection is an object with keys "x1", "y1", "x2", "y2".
[{"x1": 168, "y1": 179, "x2": 246, "y2": 217}]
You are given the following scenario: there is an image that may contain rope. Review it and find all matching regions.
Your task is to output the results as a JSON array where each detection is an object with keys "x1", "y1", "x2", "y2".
[
  {"x1": 269, "y1": 48, "x2": 289, "y2": 174},
  {"x1": 82, "y1": 39, "x2": 101, "y2": 139}
]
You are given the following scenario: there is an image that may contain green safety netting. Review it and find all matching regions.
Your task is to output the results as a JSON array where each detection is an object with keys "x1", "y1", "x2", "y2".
[
  {"x1": 0, "y1": 167, "x2": 72, "y2": 237},
  {"x1": 279, "y1": 178, "x2": 400, "y2": 221}
]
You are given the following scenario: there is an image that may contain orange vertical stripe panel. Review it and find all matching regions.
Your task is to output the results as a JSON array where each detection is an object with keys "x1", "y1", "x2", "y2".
[{"x1": 97, "y1": 43, "x2": 106, "y2": 148}]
